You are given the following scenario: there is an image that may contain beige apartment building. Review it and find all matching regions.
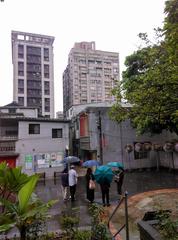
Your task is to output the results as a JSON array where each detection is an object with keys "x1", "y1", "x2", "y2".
[
  {"x1": 63, "y1": 42, "x2": 120, "y2": 115},
  {"x1": 11, "y1": 31, "x2": 55, "y2": 118}
]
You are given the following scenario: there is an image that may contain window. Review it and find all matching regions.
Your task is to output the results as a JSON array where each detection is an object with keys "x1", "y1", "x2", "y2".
[
  {"x1": 44, "y1": 89, "x2": 50, "y2": 95},
  {"x1": 29, "y1": 124, "x2": 40, "y2": 134},
  {"x1": 18, "y1": 71, "x2": 24, "y2": 76},
  {"x1": 18, "y1": 79, "x2": 24, "y2": 87},
  {"x1": 9, "y1": 109, "x2": 16, "y2": 114},
  {"x1": 44, "y1": 81, "x2": 50, "y2": 95},
  {"x1": 52, "y1": 128, "x2": 63, "y2": 138},
  {"x1": 18, "y1": 45, "x2": 24, "y2": 58},
  {"x1": 18, "y1": 97, "x2": 24, "y2": 105},
  {"x1": 18, "y1": 62, "x2": 24, "y2": 76},
  {"x1": 45, "y1": 106, "x2": 50, "y2": 112},
  {"x1": 27, "y1": 46, "x2": 41, "y2": 56},
  {"x1": 44, "y1": 48, "x2": 49, "y2": 61},
  {"x1": 18, "y1": 88, "x2": 24, "y2": 93}
]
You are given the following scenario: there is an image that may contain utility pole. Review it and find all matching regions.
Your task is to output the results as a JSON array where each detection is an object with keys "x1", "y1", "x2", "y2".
[{"x1": 98, "y1": 111, "x2": 103, "y2": 165}]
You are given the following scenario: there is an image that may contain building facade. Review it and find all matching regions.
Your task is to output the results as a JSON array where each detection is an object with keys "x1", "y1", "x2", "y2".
[
  {"x1": 0, "y1": 103, "x2": 69, "y2": 177},
  {"x1": 69, "y1": 105, "x2": 178, "y2": 171},
  {"x1": 63, "y1": 42, "x2": 120, "y2": 115},
  {"x1": 11, "y1": 31, "x2": 55, "y2": 118}
]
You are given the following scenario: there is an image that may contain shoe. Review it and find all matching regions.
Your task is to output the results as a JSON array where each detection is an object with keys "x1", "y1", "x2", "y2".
[
  {"x1": 107, "y1": 203, "x2": 111, "y2": 207},
  {"x1": 103, "y1": 204, "x2": 106, "y2": 207}
]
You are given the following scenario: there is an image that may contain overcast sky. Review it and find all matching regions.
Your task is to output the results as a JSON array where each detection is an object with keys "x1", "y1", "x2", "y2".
[{"x1": 0, "y1": 0, "x2": 166, "y2": 112}]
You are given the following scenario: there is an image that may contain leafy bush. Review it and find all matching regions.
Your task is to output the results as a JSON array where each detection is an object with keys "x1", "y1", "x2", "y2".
[
  {"x1": 89, "y1": 203, "x2": 111, "y2": 240},
  {"x1": 156, "y1": 210, "x2": 178, "y2": 240},
  {"x1": 59, "y1": 207, "x2": 92, "y2": 240},
  {"x1": 0, "y1": 163, "x2": 57, "y2": 240}
]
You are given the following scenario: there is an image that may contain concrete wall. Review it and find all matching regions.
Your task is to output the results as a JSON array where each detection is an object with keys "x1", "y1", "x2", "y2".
[
  {"x1": 0, "y1": 108, "x2": 38, "y2": 117},
  {"x1": 87, "y1": 108, "x2": 178, "y2": 170},
  {"x1": 16, "y1": 120, "x2": 69, "y2": 177}
]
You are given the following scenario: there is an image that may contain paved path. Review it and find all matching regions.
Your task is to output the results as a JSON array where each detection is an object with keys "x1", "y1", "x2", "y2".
[
  {"x1": 1, "y1": 168, "x2": 178, "y2": 239},
  {"x1": 36, "y1": 168, "x2": 178, "y2": 239}
]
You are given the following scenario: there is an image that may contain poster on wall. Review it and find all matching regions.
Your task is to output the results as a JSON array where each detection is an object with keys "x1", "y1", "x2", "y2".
[
  {"x1": 51, "y1": 152, "x2": 64, "y2": 167},
  {"x1": 34, "y1": 154, "x2": 50, "y2": 169},
  {"x1": 25, "y1": 155, "x2": 33, "y2": 170},
  {"x1": 32, "y1": 152, "x2": 64, "y2": 169}
]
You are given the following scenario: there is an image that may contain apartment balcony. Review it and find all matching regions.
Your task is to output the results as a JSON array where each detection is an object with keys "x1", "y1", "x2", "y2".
[
  {"x1": 27, "y1": 73, "x2": 41, "y2": 80},
  {"x1": 27, "y1": 56, "x2": 41, "y2": 64},
  {"x1": 0, "y1": 136, "x2": 18, "y2": 141},
  {"x1": 27, "y1": 49, "x2": 41, "y2": 56},
  {"x1": 0, "y1": 140, "x2": 18, "y2": 157},
  {"x1": 27, "y1": 65, "x2": 41, "y2": 72}
]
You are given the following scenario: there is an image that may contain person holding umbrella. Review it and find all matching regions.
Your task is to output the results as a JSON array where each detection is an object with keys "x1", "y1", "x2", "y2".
[
  {"x1": 94, "y1": 165, "x2": 114, "y2": 207},
  {"x1": 114, "y1": 167, "x2": 125, "y2": 199},
  {"x1": 61, "y1": 166, "x2": 69, "y2": 201},
  {"x1": 68, "y1": 165, "x2": 78, "y2": 202},
  {"x1": 85, "y1": 168, "x2": 95, "y2": 203},
  {"x1": 100, "y1": 179, "x2": 111, "y2": 207},
  {"x1": 107, "y1": 162, "x2": 125, "y2": 200}
]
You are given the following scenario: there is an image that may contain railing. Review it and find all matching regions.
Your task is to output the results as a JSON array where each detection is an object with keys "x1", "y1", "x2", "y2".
[
  {"x1": 0, "y1": 136, "x2": 18, "y2": 141},
  {"x1": 0, "y1": 141, "x2": 16, "y2": 152},
  {"x1": 107, "y1": 191, "x2": 129, "y2": 240}
]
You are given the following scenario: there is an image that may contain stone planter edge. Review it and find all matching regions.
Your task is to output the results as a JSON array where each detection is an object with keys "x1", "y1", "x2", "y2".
[{"x1": 137, "y1": 219, "x2": 162, "y2": 240}]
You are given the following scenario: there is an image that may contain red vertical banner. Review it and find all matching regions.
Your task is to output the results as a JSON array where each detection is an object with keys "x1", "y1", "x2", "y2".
[{"x1": 80, "y1": 113, "x2": 89, "y2": 137}]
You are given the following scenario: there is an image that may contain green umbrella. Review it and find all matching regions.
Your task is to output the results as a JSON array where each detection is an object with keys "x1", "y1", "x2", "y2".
[
  {"x1": 94, "y1": 165, "x2": 114, "y2": 184},
  {"x1": 107, "y1": 162, "x2": 124, "y2": 169}
]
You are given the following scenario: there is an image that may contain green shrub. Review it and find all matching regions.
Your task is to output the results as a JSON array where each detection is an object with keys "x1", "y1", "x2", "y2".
[
  {"x1": 89, "y1": 203, "x2": 111, "y2": 240},
  {"x1": 156, "y1": 210, "x2": 178, "y2": 240}
]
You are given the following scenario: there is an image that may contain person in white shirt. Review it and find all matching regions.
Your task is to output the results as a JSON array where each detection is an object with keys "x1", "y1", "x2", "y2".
[{"x1": 68, "y1": 165, "x2": 78, "y2": 201}]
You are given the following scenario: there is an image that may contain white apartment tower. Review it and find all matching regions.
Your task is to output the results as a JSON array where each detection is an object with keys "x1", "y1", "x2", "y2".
[
  {"x1": 63, "y1": 42, "x2": 120, "y2": 114},
  {"x1": 12, "y1": 31, "x2": 55, "y2": 118}
]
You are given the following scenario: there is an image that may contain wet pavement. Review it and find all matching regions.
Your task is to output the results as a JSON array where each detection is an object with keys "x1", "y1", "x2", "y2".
[
  {"x1": 35, "y1": 167, "x2": 178, "y2": 239},
  {"x1": 2, "y1": 167, "x2": 178, "y2": 239}
]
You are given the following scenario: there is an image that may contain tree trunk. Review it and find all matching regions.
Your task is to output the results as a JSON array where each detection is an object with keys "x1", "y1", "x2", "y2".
[{"x1": 19, "y1": 225, "x2": 27, "y2": 240}]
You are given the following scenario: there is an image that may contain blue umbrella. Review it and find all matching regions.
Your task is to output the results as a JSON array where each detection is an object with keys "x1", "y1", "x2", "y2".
[
  {"x1": 107, "y1": 161, "x2": 124, "y2": 169},
  {"x1": 82, "y1": 160, "x2": 100, "y2": 167},
  {"x1": 94, "y1": 165, "x2": 114, "y2": 184},
  {"x1": 62, "y1": 156, "x2": 80, "y2": 164}
]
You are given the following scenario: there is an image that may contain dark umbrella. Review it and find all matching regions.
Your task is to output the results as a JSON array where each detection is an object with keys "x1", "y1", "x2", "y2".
[
  {"x1": 93, "y1": 165, "x2": 114, "y2": 184},
  {"x1": 82, "y1": 160, "x2": 100, "y2": 167}
]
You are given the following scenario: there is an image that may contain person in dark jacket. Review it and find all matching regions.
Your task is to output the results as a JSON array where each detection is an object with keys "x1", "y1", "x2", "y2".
[
  {"x1": 61, "y1": 167, "x2": 69, "y2": 201},
  {"x1": 85, "y1": 168, "x2": 95, "y2": 203},
  {"x1": 100, "y1": 179, "x2": 110, "y2": 207},
  {"x1": 114, "y1": 167, "x2": 124, "y2": 199}
]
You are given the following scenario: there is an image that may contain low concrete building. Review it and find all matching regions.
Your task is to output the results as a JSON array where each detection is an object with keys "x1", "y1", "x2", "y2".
[
  {"x1": 70, "y1": 104, "x2": 178, "y2": 170},
  {"x1": 0, "y1": 102, "x2": 69, "y2": 177}
]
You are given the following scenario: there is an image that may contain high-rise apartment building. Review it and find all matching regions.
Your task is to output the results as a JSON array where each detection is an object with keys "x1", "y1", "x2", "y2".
[
  {"x1": 12, "y1": 31, "x2": 55, "y2": 118},
  {"x1": 63, "y1": 42, "x2": 120, "y2": 114}
]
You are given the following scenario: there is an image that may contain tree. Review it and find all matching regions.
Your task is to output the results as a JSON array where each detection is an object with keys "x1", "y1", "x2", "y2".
[
  {"x1": 110, "y1": 1, "x2": 178, "y2": 135},
  {"x1": 0, "y1": 163, "x2": 57, "y2": 240},
  {"x1": 0, "y1": 162, "x2": 30, "y2": 200},
  {"x1": 164, "y1": 0, "x2": 178, "y2": 66}
]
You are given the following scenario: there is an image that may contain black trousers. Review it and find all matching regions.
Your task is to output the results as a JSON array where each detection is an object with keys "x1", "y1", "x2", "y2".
[
  {"x1": 70, "y1": 184, "x2": 76, "y2": 201},
  {"x1": 101, "y1": 188, "x2": 109, "y2": 205}
]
